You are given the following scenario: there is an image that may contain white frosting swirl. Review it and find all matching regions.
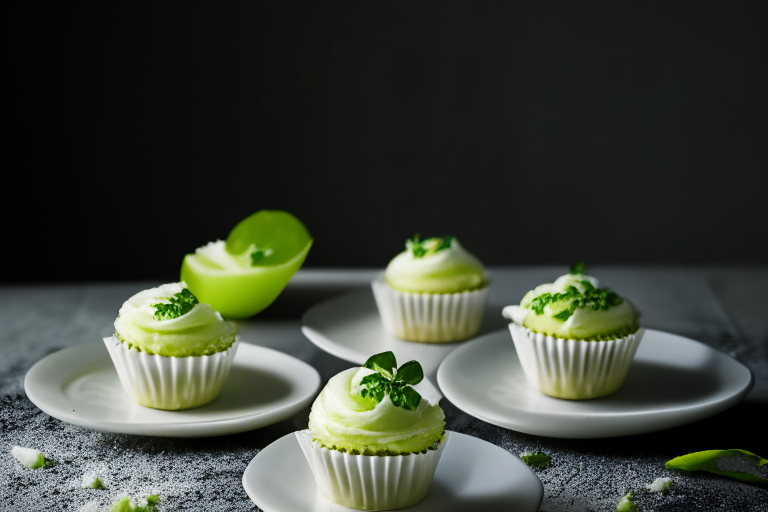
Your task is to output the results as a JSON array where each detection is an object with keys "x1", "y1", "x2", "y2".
[
  {"x1": 114, "y1": 282, "x2": 236, "y2": 357},
  {"x1": 308, "y1": 368, "x2": 445, "y2": 453},
  {"x1": 384, "y1": 239, "x2": 487, "y2": 293},
  {"x1": 502, "y1": 273, "x2": 640, "y2": 340}
]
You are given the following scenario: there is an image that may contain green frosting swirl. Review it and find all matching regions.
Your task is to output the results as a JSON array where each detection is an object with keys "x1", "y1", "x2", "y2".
[
  {"x1": 308, "y1": 367, "x2": 445, "y2": 454},
  {"x1": 114, "y1": 282, "x2": 236, "y2": 357},
  {"x1": 384, "y1": 238, "x2": 487, "y2": 294},
  {"x1": 503, "y1": 272, "x2": 640, "y2": 340}
]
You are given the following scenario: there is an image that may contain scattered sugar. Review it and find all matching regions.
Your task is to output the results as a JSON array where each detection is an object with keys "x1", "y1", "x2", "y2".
[{"x1": 78, "y1": 500, "x2": 101, "y2": 512}]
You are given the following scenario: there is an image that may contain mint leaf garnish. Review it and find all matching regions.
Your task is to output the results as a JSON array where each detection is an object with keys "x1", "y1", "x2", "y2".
[
  {"x1": 152, "y1": 288, "x2": 199, "y2": 321},
  {"x1": 665, "y1": 449, "x2": 768, "y2": 483},
  {"x1": 250, "y1": 249, "x2": 265, "y2": 265},
  {"x1": 360, "y1": 351, "x2": 423, "y2": 410},
  {"x1": 394, "y1": 360, "x2": 424, "y2": 385},
  {"x1": 570, "y1": 262, "x2": 587, "y2": 275},
  {"x1": 405, "y1": 234, "x2": 454, "y2": 258},
  {"x1": 365, "y1": 351, "x2": 397, "y2": 376}
]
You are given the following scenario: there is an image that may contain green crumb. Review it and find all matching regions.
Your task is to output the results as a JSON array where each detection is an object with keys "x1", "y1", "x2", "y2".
[
  {"x1": 520, "y1": 451, "x2": 551, "y2": 469},
  {"x1": 109, "y1": 495, "x2": 159, "y2": 512},
  {"x1": 90, "y1": 477, "x2": 105, "y2": 489},
  {"x1": 616, "y1": 491, "x2": 638, "y2": 512}
]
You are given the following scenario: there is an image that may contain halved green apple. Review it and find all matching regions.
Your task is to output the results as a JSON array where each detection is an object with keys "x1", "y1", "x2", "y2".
[{"x1": 181, "y1": 210, "x2": 313, "y2": 319}]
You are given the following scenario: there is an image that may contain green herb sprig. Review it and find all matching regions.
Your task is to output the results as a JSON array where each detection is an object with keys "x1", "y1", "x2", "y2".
[
  {"x1": 152, "y1": 288, "x2": 199, "y2": 321},
  {"x1": 359, "y1": 351, "x2": 424, "y2": 410},
  {"x1": 405, "y1": 234, "x2": 454, "y2": 258},
  {"x1": 570, "y1": 262, "x2": 587, "y2": 275}
]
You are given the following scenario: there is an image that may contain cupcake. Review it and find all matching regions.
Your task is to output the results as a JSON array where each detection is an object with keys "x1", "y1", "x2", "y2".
[
  {"x1": 372, "y1": 235, "x2": 489, "y2": 342},
  {"x1": 296, "y1": 351, "x2": 448, "y2": 510},
  {"x1": 104, "y1": 282, "x2": 238, "y2": 410},
  {"x1": 502, "y1": 263, "x2": 643, "y2": 400}
]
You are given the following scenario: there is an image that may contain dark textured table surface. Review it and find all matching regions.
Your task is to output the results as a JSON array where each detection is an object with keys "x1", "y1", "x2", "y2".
[{"x1": 2, "y1": 267, "x2": 767, "y2": 512}]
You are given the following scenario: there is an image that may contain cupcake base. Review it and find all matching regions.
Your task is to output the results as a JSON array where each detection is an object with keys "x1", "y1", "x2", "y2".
[
  {"x1": 371, "y1": 275, "x2": 488, "y2": 343},
  {"x1": 296, "y1": 430, "x2": 449, "y2": 511},
  {"x1": 508, "y1": 324, "x2": 644, "y2": 400},
  {"x1": 103, "y1": 336, "x2": 239, "y2": 410}
]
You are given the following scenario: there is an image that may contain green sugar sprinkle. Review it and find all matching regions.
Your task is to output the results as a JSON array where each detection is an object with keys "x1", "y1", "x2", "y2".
[
  {"x1": 151, "y1": 288, "x2": 198, "y2": 321},
  {"x1": 314, "y1": 435, "x2": 443, "y2": 456},
  {"x1": 528, "y1": 285, "x2": 623, "y2": 321}
]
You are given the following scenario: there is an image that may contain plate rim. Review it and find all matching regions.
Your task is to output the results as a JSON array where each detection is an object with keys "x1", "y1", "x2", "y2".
[
  {"x1": 242, "y1": 430, "x2": 544, "y2": 512},
  {"x1": 436, "y1": 328, "x2": 754, "y2": 438},
  {"x1": 24, "y1": 341, "x2": 321, "y2": 437}
]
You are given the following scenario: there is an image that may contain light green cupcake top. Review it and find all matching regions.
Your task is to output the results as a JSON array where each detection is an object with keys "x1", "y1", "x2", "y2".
[
  {"x1": 502, "y1": 264, "x2": 640, "y2": 340},
  {"x1": 384, "y1": 235, "x2": 488, "y2": 294},
  {"x1": 114, "y1": 282, "x2": 236, "y2": 357},
  {"x1": 308, "y1": 352, "x2": 445, "y2": 454}
]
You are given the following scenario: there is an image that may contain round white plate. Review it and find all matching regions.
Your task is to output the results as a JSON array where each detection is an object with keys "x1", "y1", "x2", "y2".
[
  {"x1": 301, "y1": 290, "x2": 485, "y2": 377},
  {"x1": 437, "y1": 329, "x2": 754, "y2": 439},
  {"x1": 242, "y1": 431, "x2": 543, "y2": 512},
  {"x1": 24, "y1": 342, "x2": 321, "y2": 437}
]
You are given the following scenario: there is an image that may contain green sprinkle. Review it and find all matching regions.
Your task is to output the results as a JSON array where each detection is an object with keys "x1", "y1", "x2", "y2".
[
  {"x1": 361, "y1": 351, "x2": 424, "y2": 410},
  {"x1": 521, "y1": 451, "x2": 551, "y2": 469},
  {"x1": 151, "y1": 288, "x2": 199, "y2": 321},
  {"x1": 90, "y1": 477, "x2": 105, "y2": 489},
  {"x1": 405, "y1": 234, "x2": 454, "y2": 258},
  {"x1": 527, "y1": 282, "x2": 623, "y2": 321}
]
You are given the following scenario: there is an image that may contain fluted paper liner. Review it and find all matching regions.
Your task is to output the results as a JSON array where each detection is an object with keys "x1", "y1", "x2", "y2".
[
  {"x1": 103, "y1": 336, "x2": 239, "y2": 410},
  {"x1": 296, "y1": 430, "x2": 449, "y2": 511},
  {"x1": 372, "y1": 275, "x2": 488, "y2": 343},
  {"x1": 508, "y1": 324, "x2": 644, "y2": 399}
]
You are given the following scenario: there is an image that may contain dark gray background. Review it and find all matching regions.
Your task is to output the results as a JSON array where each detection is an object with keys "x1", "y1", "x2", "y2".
[{"x1": 2, "y1": 1, "x2": 766, "y2": 284}]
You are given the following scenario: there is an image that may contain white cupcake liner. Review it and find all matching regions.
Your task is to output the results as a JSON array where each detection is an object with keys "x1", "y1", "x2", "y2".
[
  {"x1": 371, "y1": 275, "x2": 488, "y2": 343},
  {"x1": 296, "y1": 430, "x2": 449, "y2": 511},
  {"x1": 103, "y1": 336, "x2": 239, "y2": 410},
  {"x1": 508, "y1": 324, "x2": 644, "y2": 400}
]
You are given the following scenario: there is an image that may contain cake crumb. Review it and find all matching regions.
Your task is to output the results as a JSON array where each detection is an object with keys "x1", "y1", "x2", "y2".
[{"x1": 645, "y1": 477, "x2": 671, "y2": 492}]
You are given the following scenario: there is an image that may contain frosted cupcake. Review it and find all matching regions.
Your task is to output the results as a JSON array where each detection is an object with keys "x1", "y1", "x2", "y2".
[
  {"x1": 296, "y1": 351, "x2": 447, "y2": 510},
  {"x1": 502, "y1": 264, "x2": 643, "y2": 400},
  {"x1": 104, "y1": 282, "x2": 238, "y2": 410},
  {"x1": 372, "y1": 235, "x2": 489, "y2": 342}
]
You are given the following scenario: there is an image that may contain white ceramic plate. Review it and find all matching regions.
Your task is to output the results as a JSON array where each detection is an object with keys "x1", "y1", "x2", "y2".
[
  {"x1": 437, "y1": 329, "x2": 754, "y2": 439},
  {"x1": 301, "y1": 290, "x2": 482, "y2": 377},
  {"x1": 24, "y1": 342, "x2": 321, "y2": 437},
  {"x1": 242, "y1": 431, "x2": 543, "y2": 512}
]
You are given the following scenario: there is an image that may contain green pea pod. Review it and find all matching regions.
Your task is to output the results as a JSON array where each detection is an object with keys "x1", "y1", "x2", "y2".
[{"x1": 665, "y1": 449, "x2": 768, "y2": 483}]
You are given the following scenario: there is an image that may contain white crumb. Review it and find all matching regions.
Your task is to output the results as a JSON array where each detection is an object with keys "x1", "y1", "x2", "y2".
[
  {"x1": 11, "y1": 446, "x2": 43, "y2": 468},
  {"x1": 646, "y1": 477, "x2": 672, "y2": 492}
]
